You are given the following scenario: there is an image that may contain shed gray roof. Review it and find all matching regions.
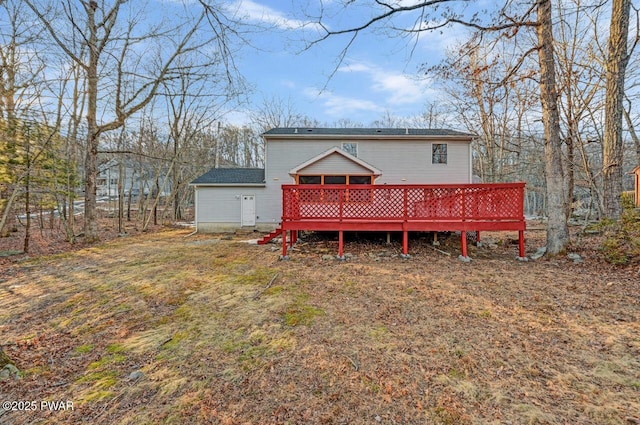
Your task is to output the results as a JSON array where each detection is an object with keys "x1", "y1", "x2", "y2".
[
  {"x1": 190, "y1": 168, "x2": 265, "y2": 185},
  {"x1": 262, "y1": 128, "x2": 475, "y2": 137}
]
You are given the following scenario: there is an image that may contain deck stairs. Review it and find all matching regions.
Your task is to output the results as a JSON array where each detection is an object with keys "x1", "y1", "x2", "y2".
[{"x1": 257, "y1": 228, "x2": 284, "y2": 245}]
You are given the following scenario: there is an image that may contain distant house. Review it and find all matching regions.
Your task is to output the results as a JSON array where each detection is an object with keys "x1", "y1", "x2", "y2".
[
  {"x1": 97, "y1": 158, "x2": 172, "y2": 199},
  {"x1": 190, "y1": 128, "x2": 475, "y2": 233}
]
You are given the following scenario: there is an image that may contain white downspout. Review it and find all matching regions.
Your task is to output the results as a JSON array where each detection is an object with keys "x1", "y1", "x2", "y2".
[
  {"x1": 469, "y1": 139, "x2": 474, "y2": 183},
  {"x1": 193, "y1": 186, "x2": 199, "y2": 233}
]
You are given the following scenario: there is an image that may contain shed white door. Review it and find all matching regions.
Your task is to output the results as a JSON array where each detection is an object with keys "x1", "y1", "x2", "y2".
[{"x1": 241, "y1": 195, "x2": 256, "y2": 226}]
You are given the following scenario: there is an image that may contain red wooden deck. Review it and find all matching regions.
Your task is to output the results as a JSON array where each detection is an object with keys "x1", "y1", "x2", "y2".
[{"x1": 279, "y1": 183, "x2": 527, "y2": 259}]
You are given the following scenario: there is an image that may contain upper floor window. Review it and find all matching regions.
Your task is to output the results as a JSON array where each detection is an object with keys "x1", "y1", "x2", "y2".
[
  {"x1": 432, "y1": 143, "x2": 447, "y2": 164},
  {"x1": 341, "y1": 142, "x2": 358, "y2": 157}
]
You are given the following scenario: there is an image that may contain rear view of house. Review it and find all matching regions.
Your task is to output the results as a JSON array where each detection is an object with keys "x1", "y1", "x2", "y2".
[{"x1": 191, "y1": 128, "x2": 476, "y2": 232}]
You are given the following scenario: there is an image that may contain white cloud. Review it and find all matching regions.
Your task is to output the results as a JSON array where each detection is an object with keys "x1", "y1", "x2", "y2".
[
  {"x1": 303, "y1": 87, "x2": 384, "y2": 117},
  {"x1": 337, "y1": 61, "x2": 432, "y2": 106},
  {"x1": 222, "y1": 109, "x2": 253, "y2": 126},
  {"x1": 280, "y1": 80, "x2": 297, "y2": 89},
  {"x1": 234, "y1": 0, "x2": 318, "y2": 31}
]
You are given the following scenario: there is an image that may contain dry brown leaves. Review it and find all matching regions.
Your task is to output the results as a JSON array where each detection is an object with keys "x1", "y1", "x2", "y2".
[{"x1": 0, "y1": 225, "x2": 638, "y2": 425}]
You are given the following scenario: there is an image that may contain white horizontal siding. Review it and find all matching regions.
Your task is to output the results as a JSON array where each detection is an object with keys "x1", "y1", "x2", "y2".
[
  {"x1": 266, "y1": 138, "x2": 471, "y2": 186},
  {"x1": 298, "y1": 152, "x2": 373, "y2": 175},
  {"x1": 195, "y1": 186, "x2": 280, "y2": 230},
  {"x1": 196, "y1": 135, "x2": 472, "y2": 232}
]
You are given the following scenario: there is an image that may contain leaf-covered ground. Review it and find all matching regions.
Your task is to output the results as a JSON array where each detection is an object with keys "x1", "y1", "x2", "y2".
[{"x1": 0, "y1": 227, "x2": 639, "y2": 424}]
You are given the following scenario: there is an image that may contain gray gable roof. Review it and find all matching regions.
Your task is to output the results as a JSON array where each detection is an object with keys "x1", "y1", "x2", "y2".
[
  {"x1": 191, "y1": 168, "x2": 265, "y2": 185},
  {"x1": 262, "y1": 128, "x2": 475, "y2": 137}
]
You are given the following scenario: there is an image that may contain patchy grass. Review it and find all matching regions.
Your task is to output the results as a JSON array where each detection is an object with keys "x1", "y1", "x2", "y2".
[
  {"x1": 0, "y1": 227, "x2": 639, "y2": 424},
  {"x1": 591, "y1": 201, "x2": 640, "y2": 265},
  {"x1": 281, "y1": 293, "x2": 325, "y2": 327}
]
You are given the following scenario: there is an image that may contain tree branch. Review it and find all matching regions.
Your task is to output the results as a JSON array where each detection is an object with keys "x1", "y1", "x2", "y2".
[
  {"x1": 96, "y1": 12, "x2": 207, "y2": 135},
  {"x1": 23, "y1": 0, "x2": 86, "y2": 68}
]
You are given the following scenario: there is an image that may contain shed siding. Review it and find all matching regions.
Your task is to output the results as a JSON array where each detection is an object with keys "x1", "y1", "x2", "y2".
[
  {"x1": 195, "y1": 186, "x2": 278, "y2": 231},
  {"x1": 298, "y1": 152, "x2": 373, "y2": 175}
]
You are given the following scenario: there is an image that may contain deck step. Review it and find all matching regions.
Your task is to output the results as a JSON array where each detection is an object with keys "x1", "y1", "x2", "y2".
[{"x1": 257, "y1": 228, "x2": 284, "y2": 245}]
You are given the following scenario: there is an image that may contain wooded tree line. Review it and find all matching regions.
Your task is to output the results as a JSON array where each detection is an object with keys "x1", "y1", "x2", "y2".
[
  {"x1": 0, "y1": 0, "x2": 638, "y2": 256},
  {"x1": 307, "y1": 0, "x2": 639, "y2": 254},
  {"x1": 426, "y1": 0, "x2": 639, "y2": 219},
  {"x1": 0, "y1": 0, "x2": 253, "y2": 248}
]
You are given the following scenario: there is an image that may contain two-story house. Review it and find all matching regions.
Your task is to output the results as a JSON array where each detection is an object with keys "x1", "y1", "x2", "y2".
[
  {"x1": 191, "y1": 127, "x2": 528, "y2": 259},
  {"x1": 191, "y1": 127, "x2": 475, "y2": 232}
]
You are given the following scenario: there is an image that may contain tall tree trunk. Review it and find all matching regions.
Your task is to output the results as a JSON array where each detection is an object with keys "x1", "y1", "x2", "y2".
[
  {"x1": 0, "y1": 186, "x2": 21, "y2": 236},
  {"x1": 84, "y1": 5, "x2": 100, "y2": 242},
  {"x1": 623, "y1": 104, "x2": 640, "y2": 165},
  {"x1": 564, "y1": 102, "x2": 577, "y2": 219},
  {"x1": 126, "y1": 168, "x2": 135, "y2": 222},
  {"x1": 23, "y1": 126, "x2": 31, "y2": 254},
  {"x1": 537, "y1": 0, "x2": 569, "y2": 255},
  {"x1": 602, "y1": 0, "x2": 632, "y2": 219},
  {"x1": 173, "y1": 136, "x2": 181, "y2": 221},
  {"x1": 0, "y1": 60, "x2": 18, "y2": 237},
  {"x1": 118, "y1": 160, "x2": 124, "y2": 234}
]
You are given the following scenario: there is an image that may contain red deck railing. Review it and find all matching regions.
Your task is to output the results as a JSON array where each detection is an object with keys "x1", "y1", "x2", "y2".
[{"x1": 279, "y1": 183, "x2": 526, "y2": 259}]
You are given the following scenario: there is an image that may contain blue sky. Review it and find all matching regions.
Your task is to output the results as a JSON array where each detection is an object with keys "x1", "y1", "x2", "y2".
[{"x1": 213, "y1": 0, "x2": 474, "y2": 126}]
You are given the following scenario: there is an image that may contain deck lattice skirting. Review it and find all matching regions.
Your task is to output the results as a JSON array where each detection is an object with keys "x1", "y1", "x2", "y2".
[{"x1": 279, "y1": 183, "x2": 527, "y2": 259}]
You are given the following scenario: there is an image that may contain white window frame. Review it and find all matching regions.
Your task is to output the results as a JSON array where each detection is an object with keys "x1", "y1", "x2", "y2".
[
  {"x1": 432, "y1": 143, "x2": 448, "y2": 164},
  {"x1": 341, "y1": 142, "x2": 358, "y2": 157}
]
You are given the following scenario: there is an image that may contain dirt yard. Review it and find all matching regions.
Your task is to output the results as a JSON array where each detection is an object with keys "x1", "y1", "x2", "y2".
[{"x1": 0, "y1": 227, "x2": 638, "y2": 424}]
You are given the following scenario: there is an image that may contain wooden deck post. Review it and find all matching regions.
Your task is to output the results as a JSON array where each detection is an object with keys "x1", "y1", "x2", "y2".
[
  {"x1": 402, "y1": 230, "x2": 409, "y2": 255},
  {"x1": 338, "y1": 230, "x2": 344, "y2": 258},
  {"x1": 461, "y1": 231, "x2": 468, "y2": 257},
  {"x1": 518, "y1": 230, "x2": 525, "y2": 258},
  {"x1": 282, "y1": 230, "x2": 287, "y2": 257}
]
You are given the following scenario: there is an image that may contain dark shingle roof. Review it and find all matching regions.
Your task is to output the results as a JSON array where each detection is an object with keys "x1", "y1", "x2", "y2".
[
  {"x1": 190, "y1": 168, "x2": 265, "y2": 185},
  {"x1": 262, "y1": 128, "x2": 475, "y2": 137}
]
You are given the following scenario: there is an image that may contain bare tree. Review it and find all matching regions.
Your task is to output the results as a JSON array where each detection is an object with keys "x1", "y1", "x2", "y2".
[
  {"x1": 432, "y1": 36, "x2": 538, "y2": 183},
  {"x1": 623, "y1": 97, "x2": 640, "y2": 165},
  {"x1": 53, "y1": 61, "x2": 85, "y2": 243},
  {"x1": 602, "y1": 0, "x2": 633, "y2": 219},
  {"x1": 552, "y1": 0, "x2": 614, "y2": 220},
  {"x1": 157, "y1": 51, "x2": 237, "y2": 221},
  {"x1": 413, "y1": 101, "x2": 452, "y2": 129},
  {"x1": 305, "y1": 0, "x2": 570, "y2": 254},
  {"x1": 250, "y1": 95, "x2": 311, "y2": 132},
  {"x1": 332, "y1": 118, "x2": 365, "y2": 128},
  {"x1": 535, "y1": 0, "x2": 569, "y2": 253},
  {"x1": 371, "y1": 111, "x2": 404, "y2": 128},
  {"x1": 24, "y1": 0, "x2": 243, "y2": 241},
  {"x1": 0, "y1": 0, "x2": 46, "y2": 236}
]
